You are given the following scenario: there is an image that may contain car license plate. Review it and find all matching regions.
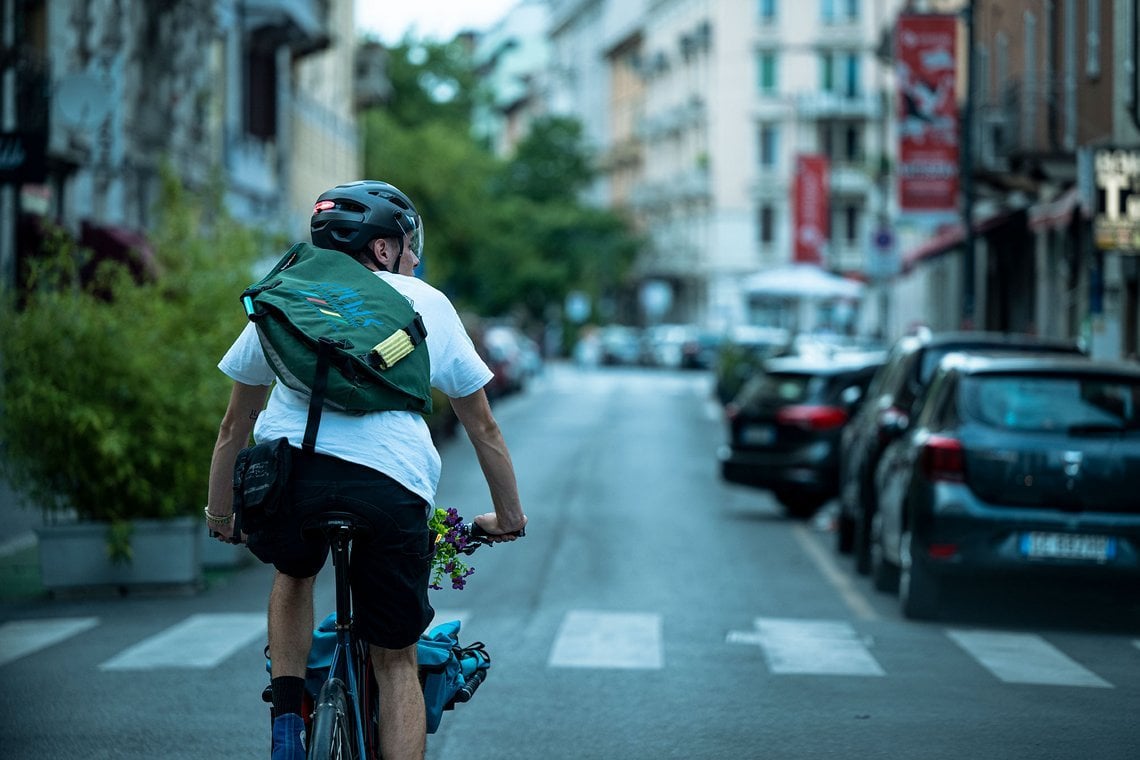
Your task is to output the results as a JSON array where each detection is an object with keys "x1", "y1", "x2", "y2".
[
  {"x1": 740, "y1": 424, "x2": 775, "y2": 446},
  {"x1": 1019, "y1": 532, "x2": 1116, "y2": 562}
]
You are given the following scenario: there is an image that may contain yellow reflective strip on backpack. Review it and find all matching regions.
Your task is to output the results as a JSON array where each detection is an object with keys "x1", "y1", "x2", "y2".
[{"x1": 369, "y1": 330, "x2": 416, "y2": 370}]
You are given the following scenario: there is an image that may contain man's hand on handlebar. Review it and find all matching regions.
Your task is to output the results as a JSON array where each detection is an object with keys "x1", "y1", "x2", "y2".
[{"x1": 471, "y1": 513, "x2": 527, "y2": 543}]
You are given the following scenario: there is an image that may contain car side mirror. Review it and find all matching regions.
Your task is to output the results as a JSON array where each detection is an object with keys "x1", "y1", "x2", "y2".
[
  {"x1": 880, "y1": 411, "x2": 909, "y2": 440},
  {"x1": 840, "y1": 385, "x2": 864, "y2": 408}
]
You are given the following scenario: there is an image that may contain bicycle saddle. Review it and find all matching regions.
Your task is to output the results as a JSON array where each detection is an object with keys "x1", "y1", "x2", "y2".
[{"x1": 300, "y1": 511, "x2": 374, "y2": 541}]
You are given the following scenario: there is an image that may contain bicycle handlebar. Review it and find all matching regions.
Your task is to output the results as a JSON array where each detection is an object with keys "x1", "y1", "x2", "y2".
[
  {"x1": 459, "y1": 522, "x2": 526, "y2": 555},
  {"x1": 211, "y1": 520, "x2": 525, "y2": 548},
  {"x1": 449, "y1": 667, "x2": 487, "y2": 705}
]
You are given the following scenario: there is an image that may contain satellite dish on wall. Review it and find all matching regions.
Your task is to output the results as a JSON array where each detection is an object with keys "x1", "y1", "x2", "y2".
[{"x1": 55, "y1": 73, "x2": 111, "y2": 130}]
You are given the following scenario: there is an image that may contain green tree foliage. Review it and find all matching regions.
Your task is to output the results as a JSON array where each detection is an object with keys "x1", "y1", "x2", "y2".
[
  {"x1": 362, "y1": 108, "x2": 500, "y2": 299},
  {"x1": 0, "y1": 170, "x2": 267, "y2": 534},
  {"x1": 361, "y1": 41, "x2": 642, "y2": 330},
  {"x1": 497, "y1": 116, "x2": 594, "y2": 203},
  {"x1": 381, "y1": 39, "x2": 483, "y2": 131}
]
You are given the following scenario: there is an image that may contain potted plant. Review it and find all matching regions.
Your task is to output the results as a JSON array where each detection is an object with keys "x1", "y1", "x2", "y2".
[{"x1": 0, "y1": 172, "x2": 268, "y2": 590}]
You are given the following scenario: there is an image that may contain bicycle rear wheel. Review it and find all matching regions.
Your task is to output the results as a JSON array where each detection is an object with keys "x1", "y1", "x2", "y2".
[{"x1": 308, "y1": 678, "x2": 358, "y2": 760}]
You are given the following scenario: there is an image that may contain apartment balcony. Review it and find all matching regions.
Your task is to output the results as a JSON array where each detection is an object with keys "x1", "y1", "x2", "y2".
[
  {"x1": 794, "y1": 91, "x2": 881, "y2": 120},
  {"x1": 752, "y1": 97, "x2": 793, "y2": 121},
  {"x1": 637, "y1": 96, "x2": 707, "y2": 142},
  {"x1": 816, "y1": 20, "x2": 865, "y2": 47},
  {"x1": 675, "y1": 168, "x2": 711, "y2": 201},
  {"x1": 828, "y1": 238, "x2": 866, "y2": 273},
  {"x1": 226, "y1": 130, "x2": 278, "y2": 200},
  {"x1": 629, "y1": 181, "x2": 667, "y2": 210},
  {"x1": 244, "y1": 0, "x2": 329, "y2": 56},
  {"x1": 829, "y1": 163, "x2": 872, "y2": 195},
  {"x1": 749, "y1": 169, "x2": 788, "y2": 199},
  {"x1": 629, "y1": 168, "x2": 711, "y2": 209}
]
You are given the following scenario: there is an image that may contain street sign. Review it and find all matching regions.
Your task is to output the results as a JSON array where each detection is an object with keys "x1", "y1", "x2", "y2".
[
  {"x1": 0, "y1": 131, "x2": 47, "y2": 185},
  {"x1": 1092, "y1": 147, "x2": 1140, "y2": 252}
]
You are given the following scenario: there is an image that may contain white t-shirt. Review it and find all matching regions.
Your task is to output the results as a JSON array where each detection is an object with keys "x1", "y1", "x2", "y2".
[{"x1": 218, "y1": 271, "x2": 493, "y2": 506}]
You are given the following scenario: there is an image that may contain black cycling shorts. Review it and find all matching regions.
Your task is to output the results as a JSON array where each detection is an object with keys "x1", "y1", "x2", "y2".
[{"x1": 246, "y1": 448, "x2": 435, "y2": 650}]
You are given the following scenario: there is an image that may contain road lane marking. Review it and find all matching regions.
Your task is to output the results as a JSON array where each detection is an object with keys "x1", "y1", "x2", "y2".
[
  {"x1": 549, "y1": 610, "x2": 663, "y2": 669},
  {"x1": 0, "y1": 617, "x2": 99, "y2": 667},
  {"x1": 100, "y1": 613, "x2": 265, "y2": 671},
  {"x1": 947, "y1": 630, "x2": 1111, "y2": 688},
  {"x1": 792, "y1": 524, "x2": 879, "y2": 621},
  {"x1": 728, "y1": 617, "x2": 885, "y2": 676},
  {"x1": 705, "y1": 399, "x2": 724, "y2": 422}
]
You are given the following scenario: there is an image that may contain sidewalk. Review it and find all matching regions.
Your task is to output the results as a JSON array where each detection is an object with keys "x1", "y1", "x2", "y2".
[
  {"x1": 1, "y1": 476, "x2": 41, "y2": 550},
  {"x1": 0, "y1": 477, "x2": 45, "y2": 600}
]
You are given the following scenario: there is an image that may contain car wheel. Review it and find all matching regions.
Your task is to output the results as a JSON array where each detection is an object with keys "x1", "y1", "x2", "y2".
[
  {"x1": 775, "y1": 491, "x2": 826, "y2": 520},
  {"x1": 899, "y1": 530, "x2": 939, "y2": 620},
  {"x1": 835, "y1": 511, "x2": 855, "y2": 554},
  {"x1": 869, "y1": 514, "x2": 899, "y2": 593},
  {"x1": 852, "y1": 507, "x2": 872, "y2": 575}
]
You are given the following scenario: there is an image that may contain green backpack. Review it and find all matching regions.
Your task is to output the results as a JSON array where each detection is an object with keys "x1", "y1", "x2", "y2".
[{"x1": 240, "y1": 243, "x2": 432, "y2": 428}]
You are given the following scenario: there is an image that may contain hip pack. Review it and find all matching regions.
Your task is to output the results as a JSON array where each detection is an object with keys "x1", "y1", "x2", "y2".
[{"x1": 241, "y1": 243, "x2": 432, "y2": 445}]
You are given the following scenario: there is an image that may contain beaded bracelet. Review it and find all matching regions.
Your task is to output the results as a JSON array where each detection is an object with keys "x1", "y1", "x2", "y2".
[{"x1": 204, "y1": 506, "x2": 234, "y2": 526}]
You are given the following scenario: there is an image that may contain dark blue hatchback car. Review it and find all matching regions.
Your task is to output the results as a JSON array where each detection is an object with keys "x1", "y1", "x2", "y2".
[
  {"x1": 871, "y1": 353, "x2": 1140, "y2": 619},
  {"x1": 718, "y1": 349, "x2": 885, "y2": 519}
]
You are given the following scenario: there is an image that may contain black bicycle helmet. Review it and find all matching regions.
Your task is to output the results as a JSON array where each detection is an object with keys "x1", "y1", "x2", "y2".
[{"x1": 310, "y1": 180, "x2": 423, "y2": 262}]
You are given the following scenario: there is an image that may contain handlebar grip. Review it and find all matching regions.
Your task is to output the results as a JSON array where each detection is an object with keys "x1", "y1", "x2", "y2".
[
  {"x1": 451, "y1": 668, "x2": 487, "y2": 704},
  {"x1": 469, "y1": 523, "x2": 526, "y2": 541}
]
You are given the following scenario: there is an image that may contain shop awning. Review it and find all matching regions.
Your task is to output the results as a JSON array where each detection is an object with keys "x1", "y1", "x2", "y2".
[
  {"x1": 1027, "y1": 186, "x2": 1085, "y2": 232},
  {"x1": 901, "y1": 209, "x2": 1021, "y2": 273},
  {"x1": 80, "y1": 221, "x2": 161, "y2": 283}
]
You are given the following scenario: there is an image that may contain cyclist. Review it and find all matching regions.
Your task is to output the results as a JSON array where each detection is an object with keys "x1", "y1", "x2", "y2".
[{"x1": 205, "y1": 180, "x2": 528, "y2": 760}]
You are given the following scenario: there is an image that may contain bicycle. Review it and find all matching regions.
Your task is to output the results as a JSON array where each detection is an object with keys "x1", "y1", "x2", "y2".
[{"x1": 259, "y1": 510, "x2": 520, "y2": 759}]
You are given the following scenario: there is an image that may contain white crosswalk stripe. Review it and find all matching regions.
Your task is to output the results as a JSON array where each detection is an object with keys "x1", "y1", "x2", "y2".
[
  {"x1": 99, "y1": 613, "x2": 266, "y2": 671},
  {"x1": 728, "y1": 617, "x2": 885, "y2": 676},
  {"x1": 0, "y1": 617, "x2": 99, "y2": 667},
  {"x1": 549, "y1": 610, "x2": 663, "y2": 669},
  {"x1": 947, "y1": 630, "x2": 1112, "y2": 688},
  {"x1": 2, "y1": 610, "x2": 1134, "y2": 688}
]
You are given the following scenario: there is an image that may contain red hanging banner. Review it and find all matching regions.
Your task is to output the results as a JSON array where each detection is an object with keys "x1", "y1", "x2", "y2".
[
  {"x1": 793, "y1": 154, "x2": 829, "y2": 265},
  {"x1": 896, "y1": 14, "x2": 959, "y2": 214}
]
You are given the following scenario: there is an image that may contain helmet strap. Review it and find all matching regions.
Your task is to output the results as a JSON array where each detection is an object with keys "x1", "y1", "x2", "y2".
[{"x1": 390, "y1": 236, "x2": 405, "y2": 274}]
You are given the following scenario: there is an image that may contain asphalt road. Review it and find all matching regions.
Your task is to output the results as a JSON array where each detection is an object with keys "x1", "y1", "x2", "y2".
[{"x1": 2, "y1": 363, "x2": 1139, "y2": 759}]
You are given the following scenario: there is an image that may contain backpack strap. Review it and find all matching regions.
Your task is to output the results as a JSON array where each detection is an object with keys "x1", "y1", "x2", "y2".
[{"x1": 303, "y1": 337, "x2": 341, "y2": 453}]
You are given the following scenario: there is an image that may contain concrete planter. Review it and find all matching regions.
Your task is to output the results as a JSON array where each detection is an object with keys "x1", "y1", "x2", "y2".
[
  {"x1": 36, "y1": 516, "x2": 202, "y2": 591},
  {"x1": 198, "y1": 529, "x2": 254, "y2": 570}
]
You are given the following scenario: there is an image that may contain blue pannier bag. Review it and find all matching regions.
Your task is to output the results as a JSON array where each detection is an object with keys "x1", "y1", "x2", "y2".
[
  {"x1": 417, "y1": 619, "x2": 491, "y2": 733},
  {"x1": 267, "y1": 614, "x2": 491, "y2": 734}
]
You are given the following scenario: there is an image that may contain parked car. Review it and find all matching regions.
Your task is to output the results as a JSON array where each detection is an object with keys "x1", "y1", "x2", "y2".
[
  {"x1": 718, "y1": 349, "x2": 886, "y2": 518},
  {"x1": 598, "y1": 325, "x2": 643, "y2": 366},
  {"x1": 836, "y1": 330, "x2": 1085, "y2": 574},
  {"x1": 482, "y1": 324, "x2": 533, "y2": 398},
  {"x1": 642, "y1": 324, "x2": 696, "y2": 368},
  {"x1": 680, "y1": 329, "x2": 724, "y2": 370},
  {"x1": 713, "y1": 325, "x2": 792, "y2": 404},
  {"x1": 869, "y1": 352, "x2": 1140, "y2": 619}
]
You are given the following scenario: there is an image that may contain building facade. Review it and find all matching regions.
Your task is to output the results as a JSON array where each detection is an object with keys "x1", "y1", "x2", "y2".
[{"x1": 1, "y1": 0, "x2": 359, "y2": 289}]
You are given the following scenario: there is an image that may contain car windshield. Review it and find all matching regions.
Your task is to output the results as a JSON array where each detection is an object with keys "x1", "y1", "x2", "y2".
[
  {"x1": 744, "y1": 372, "x2": 822, "y2": 404},
  {"x1": 962, "y1": 374, "x2": 1140, "y2": 432}
]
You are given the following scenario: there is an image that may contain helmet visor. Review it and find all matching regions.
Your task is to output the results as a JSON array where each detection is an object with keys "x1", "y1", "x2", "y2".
[
  {"x1": 395, "y1": 211, "x2": 424, "y2": 263},
  {"x1": 409, "y1": 214, "x2": 424, "y2": 261}
]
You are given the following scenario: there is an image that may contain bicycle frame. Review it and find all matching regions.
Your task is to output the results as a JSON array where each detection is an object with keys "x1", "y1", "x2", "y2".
[
  {"x1": 324, "y1": 522, "x2": 375, "y2": 760},
  {"x1": 288, "y1": 514, "x2": 519, "y2": 759}
]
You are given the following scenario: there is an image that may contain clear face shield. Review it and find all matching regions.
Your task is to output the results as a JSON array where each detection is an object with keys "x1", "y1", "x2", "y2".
[{"x1": 396, "y1": 211, "x2": 424, "y2": 263}]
